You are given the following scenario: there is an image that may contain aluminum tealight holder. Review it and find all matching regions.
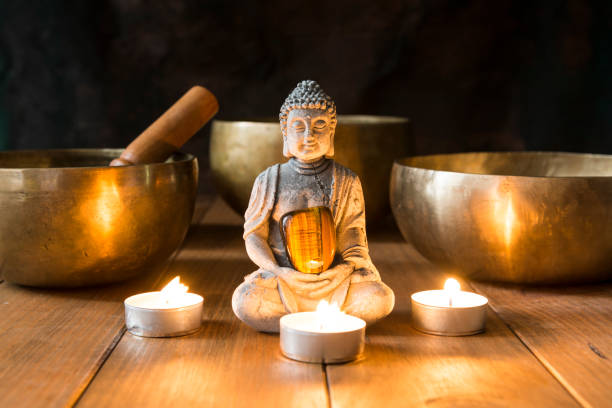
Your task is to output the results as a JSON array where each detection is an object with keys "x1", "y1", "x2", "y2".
[
  {"x1": 124, "y1": 291, "x2": 203, "y2": 338},
  {"x1": 410, "y1": 279, "x2": 488, "y2": 336},
  {"x1": 411, "y1": 290, "x2": 488, "y2": 336},
  {"x1": 280, "y1": 312, "x2": 366, "y2": 363},
  {"x1": 123, "y1": 276, "x2": 204, "y2": 337}
]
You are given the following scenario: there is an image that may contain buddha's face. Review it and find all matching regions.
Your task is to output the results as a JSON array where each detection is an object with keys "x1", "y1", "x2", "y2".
[{"x1": 285, "y1": 108, "x2": 333, "y2": 162}]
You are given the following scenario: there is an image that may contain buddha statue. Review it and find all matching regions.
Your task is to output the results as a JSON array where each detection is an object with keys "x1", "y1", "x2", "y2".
[{"x1": 232, "y1": 80, "x2": 394, "y2": 332}]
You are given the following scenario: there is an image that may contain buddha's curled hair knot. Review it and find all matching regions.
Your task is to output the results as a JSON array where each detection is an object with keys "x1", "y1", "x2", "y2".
[{"x1": 279, "y1": 80, "x2": 337, "y2": 135}]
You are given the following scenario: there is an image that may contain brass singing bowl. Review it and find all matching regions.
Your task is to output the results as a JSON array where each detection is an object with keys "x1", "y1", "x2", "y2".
[
  {"x1": 0, "y1": 149, "x2": 198, "y2": 287},
  {"x1": 391, "y1": 151, "x2": 612, "y2": 284},
  {"x1": 210, "y1": 116, "x2": 412, "y2": 222}
]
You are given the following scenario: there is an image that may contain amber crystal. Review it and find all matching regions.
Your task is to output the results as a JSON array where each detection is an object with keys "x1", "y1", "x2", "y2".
[{"x1": 281, "y1": 206, "x2": 336, "y2": 274}]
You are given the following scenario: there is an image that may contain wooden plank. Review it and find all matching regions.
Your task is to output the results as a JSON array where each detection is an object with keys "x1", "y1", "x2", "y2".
[
  {"x1": 326, "y1": 232, "x2": 579, "y2": 407},
  {"x1": 0, "y1": 197, "x2": 213, "y2": 408},
  {"x1": 77, "y1": 198, "x2": 329, "y2": 408},
  {"x1": 472, "y1": 281, "x2": 612, "y2": 408}
]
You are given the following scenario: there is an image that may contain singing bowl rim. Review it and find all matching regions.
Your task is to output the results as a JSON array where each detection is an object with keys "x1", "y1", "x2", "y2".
[
  {"x1": 0, "y1": 148, "x2": 198, "y2": 287},
  {"x1": 391, "y1": 151, "x2": 612, "y2": 284},
  {"x1": 211, "y1": 115, "x2": 412, "y2": 221},
  {"x1": 0, "y1": 148, "x2": 195, "y2": 172},
  {"x1": 394, "y1": 151, "x2": 612, "y2": 180},
  {"x1": 213, "y1": 114, "x2": 410, "y2": 127}
]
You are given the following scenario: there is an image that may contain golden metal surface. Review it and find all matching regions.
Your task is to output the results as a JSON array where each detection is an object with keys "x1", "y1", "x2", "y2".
[
  {"x1": 210, "y1": 115, "x2": 412, "y2": 222},
  {"x1": 0, "y1": 149, "x2": 198, "y2": 287},
  {"x1": 391, "y1": 151, "x2": 612, "y2": 284}
]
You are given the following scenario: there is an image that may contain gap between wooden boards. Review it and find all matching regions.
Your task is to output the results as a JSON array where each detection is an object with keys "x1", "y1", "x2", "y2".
[{"x1": 71, "y1": 195, "x2": 214, "y2": 407}]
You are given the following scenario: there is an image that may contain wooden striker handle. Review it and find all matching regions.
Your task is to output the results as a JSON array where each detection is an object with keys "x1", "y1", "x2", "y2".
[{"x1": 110, "y1": 86, "x2": 218, "y2": 166}]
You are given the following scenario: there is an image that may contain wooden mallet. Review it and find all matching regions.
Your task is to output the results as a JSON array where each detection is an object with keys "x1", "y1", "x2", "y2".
[{"x1": 110, "y1": 86, "x2": 219, "y2": 166}]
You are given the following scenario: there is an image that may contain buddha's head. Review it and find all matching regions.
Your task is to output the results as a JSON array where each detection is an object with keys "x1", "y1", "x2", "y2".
[{"x1": 280, "y1": 80, "x2": 337, "y2": 161}]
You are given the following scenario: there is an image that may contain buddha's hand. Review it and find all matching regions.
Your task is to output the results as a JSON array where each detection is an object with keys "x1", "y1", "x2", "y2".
[
  {"x1": 275, "y1": 267, "x2": 331, "y2": 296},
  {"x1": 306, "y1": 263, "x2": 354, "y2": 299}
]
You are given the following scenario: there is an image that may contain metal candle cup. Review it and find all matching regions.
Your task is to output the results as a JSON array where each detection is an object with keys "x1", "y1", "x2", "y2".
[
  {"x1": 124, "y1": 277, "x2": 203, "y2": 337},
  {"x1": 280, "y1": 302, "x2": 366, "y2": 363},
  {"x1": 411, "y1": 279, "x2": 488, "y2": 336}
]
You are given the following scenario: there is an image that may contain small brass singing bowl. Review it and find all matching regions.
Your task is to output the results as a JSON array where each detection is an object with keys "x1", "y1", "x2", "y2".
[
  {"x1": 390, "y1": 151, "x2": 612, "y2": 284},
  {"x1": 210, "y1": 115, "x2": 412, "y2": 223},
  {"x1": 0, "y1": 149, "x2": 198, "y2": 287}
]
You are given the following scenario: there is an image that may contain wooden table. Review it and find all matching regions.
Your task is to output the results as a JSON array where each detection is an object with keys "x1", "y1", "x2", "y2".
[{"x1": 1, "y1": 197, "x2": 610, "y2": 407}]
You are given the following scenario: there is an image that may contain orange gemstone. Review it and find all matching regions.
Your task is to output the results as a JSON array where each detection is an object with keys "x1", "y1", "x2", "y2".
[{"x1": 281, "y1": 206, "x2": 336, "y2": 274}]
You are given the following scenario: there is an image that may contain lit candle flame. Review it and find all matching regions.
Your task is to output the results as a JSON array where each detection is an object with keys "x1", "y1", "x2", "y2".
[
  {"x1": 444, "y1": 278, "x2": 461, "y2": 307},
  {"x1": 160, "y1": 276, "x2": 189, "y2": 305},
  {"x1": 316, "y1": 300, "x2": 344, "y2": 331}
]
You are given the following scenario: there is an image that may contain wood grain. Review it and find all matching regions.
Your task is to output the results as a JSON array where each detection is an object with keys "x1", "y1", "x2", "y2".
[
  {"x1": 472, "y1": 281, "x2": 612, "y2": 408},
  {"x1": 0, "y1": 197, "x2": 212, "y2": 408},
  {"x1": 77, "y1": 199, "x2": 329, "y2": 408},
  {"x1": 3, "y1": 195, "x2": 605, "y2": 407},
  {"x1": 326, "y1": 233, "x2": 579, "y2": 407}
]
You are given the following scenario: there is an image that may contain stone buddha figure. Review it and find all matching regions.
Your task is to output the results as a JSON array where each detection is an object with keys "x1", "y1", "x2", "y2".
[{"x1": 232, "y1": 80, "x2": 394, "y2": 332}]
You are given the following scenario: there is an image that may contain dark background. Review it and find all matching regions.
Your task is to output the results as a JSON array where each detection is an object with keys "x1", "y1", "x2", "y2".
[{"x1": 1, "y1": 0, "x2": 611, "y2": 188}]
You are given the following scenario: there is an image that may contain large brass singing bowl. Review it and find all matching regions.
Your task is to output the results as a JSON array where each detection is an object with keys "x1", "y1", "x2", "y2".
[
  {"x1": 0, "y1": 149, "x2": 198, "y2": 287},
  {"x1": 210, "y1": 116, "x2": 412, "y2": 223},
  {"x1": 391, "y1": 152, "x2": 612, "y2": 284}
]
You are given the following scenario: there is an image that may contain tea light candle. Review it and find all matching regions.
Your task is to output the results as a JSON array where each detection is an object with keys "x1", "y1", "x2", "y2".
[
  {"x1": 280, "y1": 300, "x2": 365, "y2": 363},
  {"x1": 124, "y1": 276, "x2": 204, "y2": 337},
  {"x1": 411, "y1": 278, "x2": 488, "y2": 336}
]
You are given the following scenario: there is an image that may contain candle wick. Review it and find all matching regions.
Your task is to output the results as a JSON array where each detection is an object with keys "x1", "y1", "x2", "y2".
[{"x1": 449, "y1": 296, "x2": 453, "y2": 308}]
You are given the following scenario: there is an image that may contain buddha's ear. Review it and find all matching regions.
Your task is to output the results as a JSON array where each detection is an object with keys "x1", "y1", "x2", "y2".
[
  {"x1": 325, "y1": 132, "x2": 335, "y2": 158},
  {"x1": 282, "y1": 135, "x2": 293, "y2": 158}
]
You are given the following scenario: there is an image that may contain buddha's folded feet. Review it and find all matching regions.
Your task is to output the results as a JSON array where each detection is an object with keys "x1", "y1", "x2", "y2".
[
  {"x1": 342, "y1": 281, "x2": 395, "y2": 325},
  {"x1": 232, "y1": 271, "x2": 286, "y2": 333}
]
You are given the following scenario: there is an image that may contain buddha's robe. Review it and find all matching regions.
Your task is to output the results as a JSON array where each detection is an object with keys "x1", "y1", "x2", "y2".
[{"x1": 232, "y1": 159, "x2": 393, "y2": 332}]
